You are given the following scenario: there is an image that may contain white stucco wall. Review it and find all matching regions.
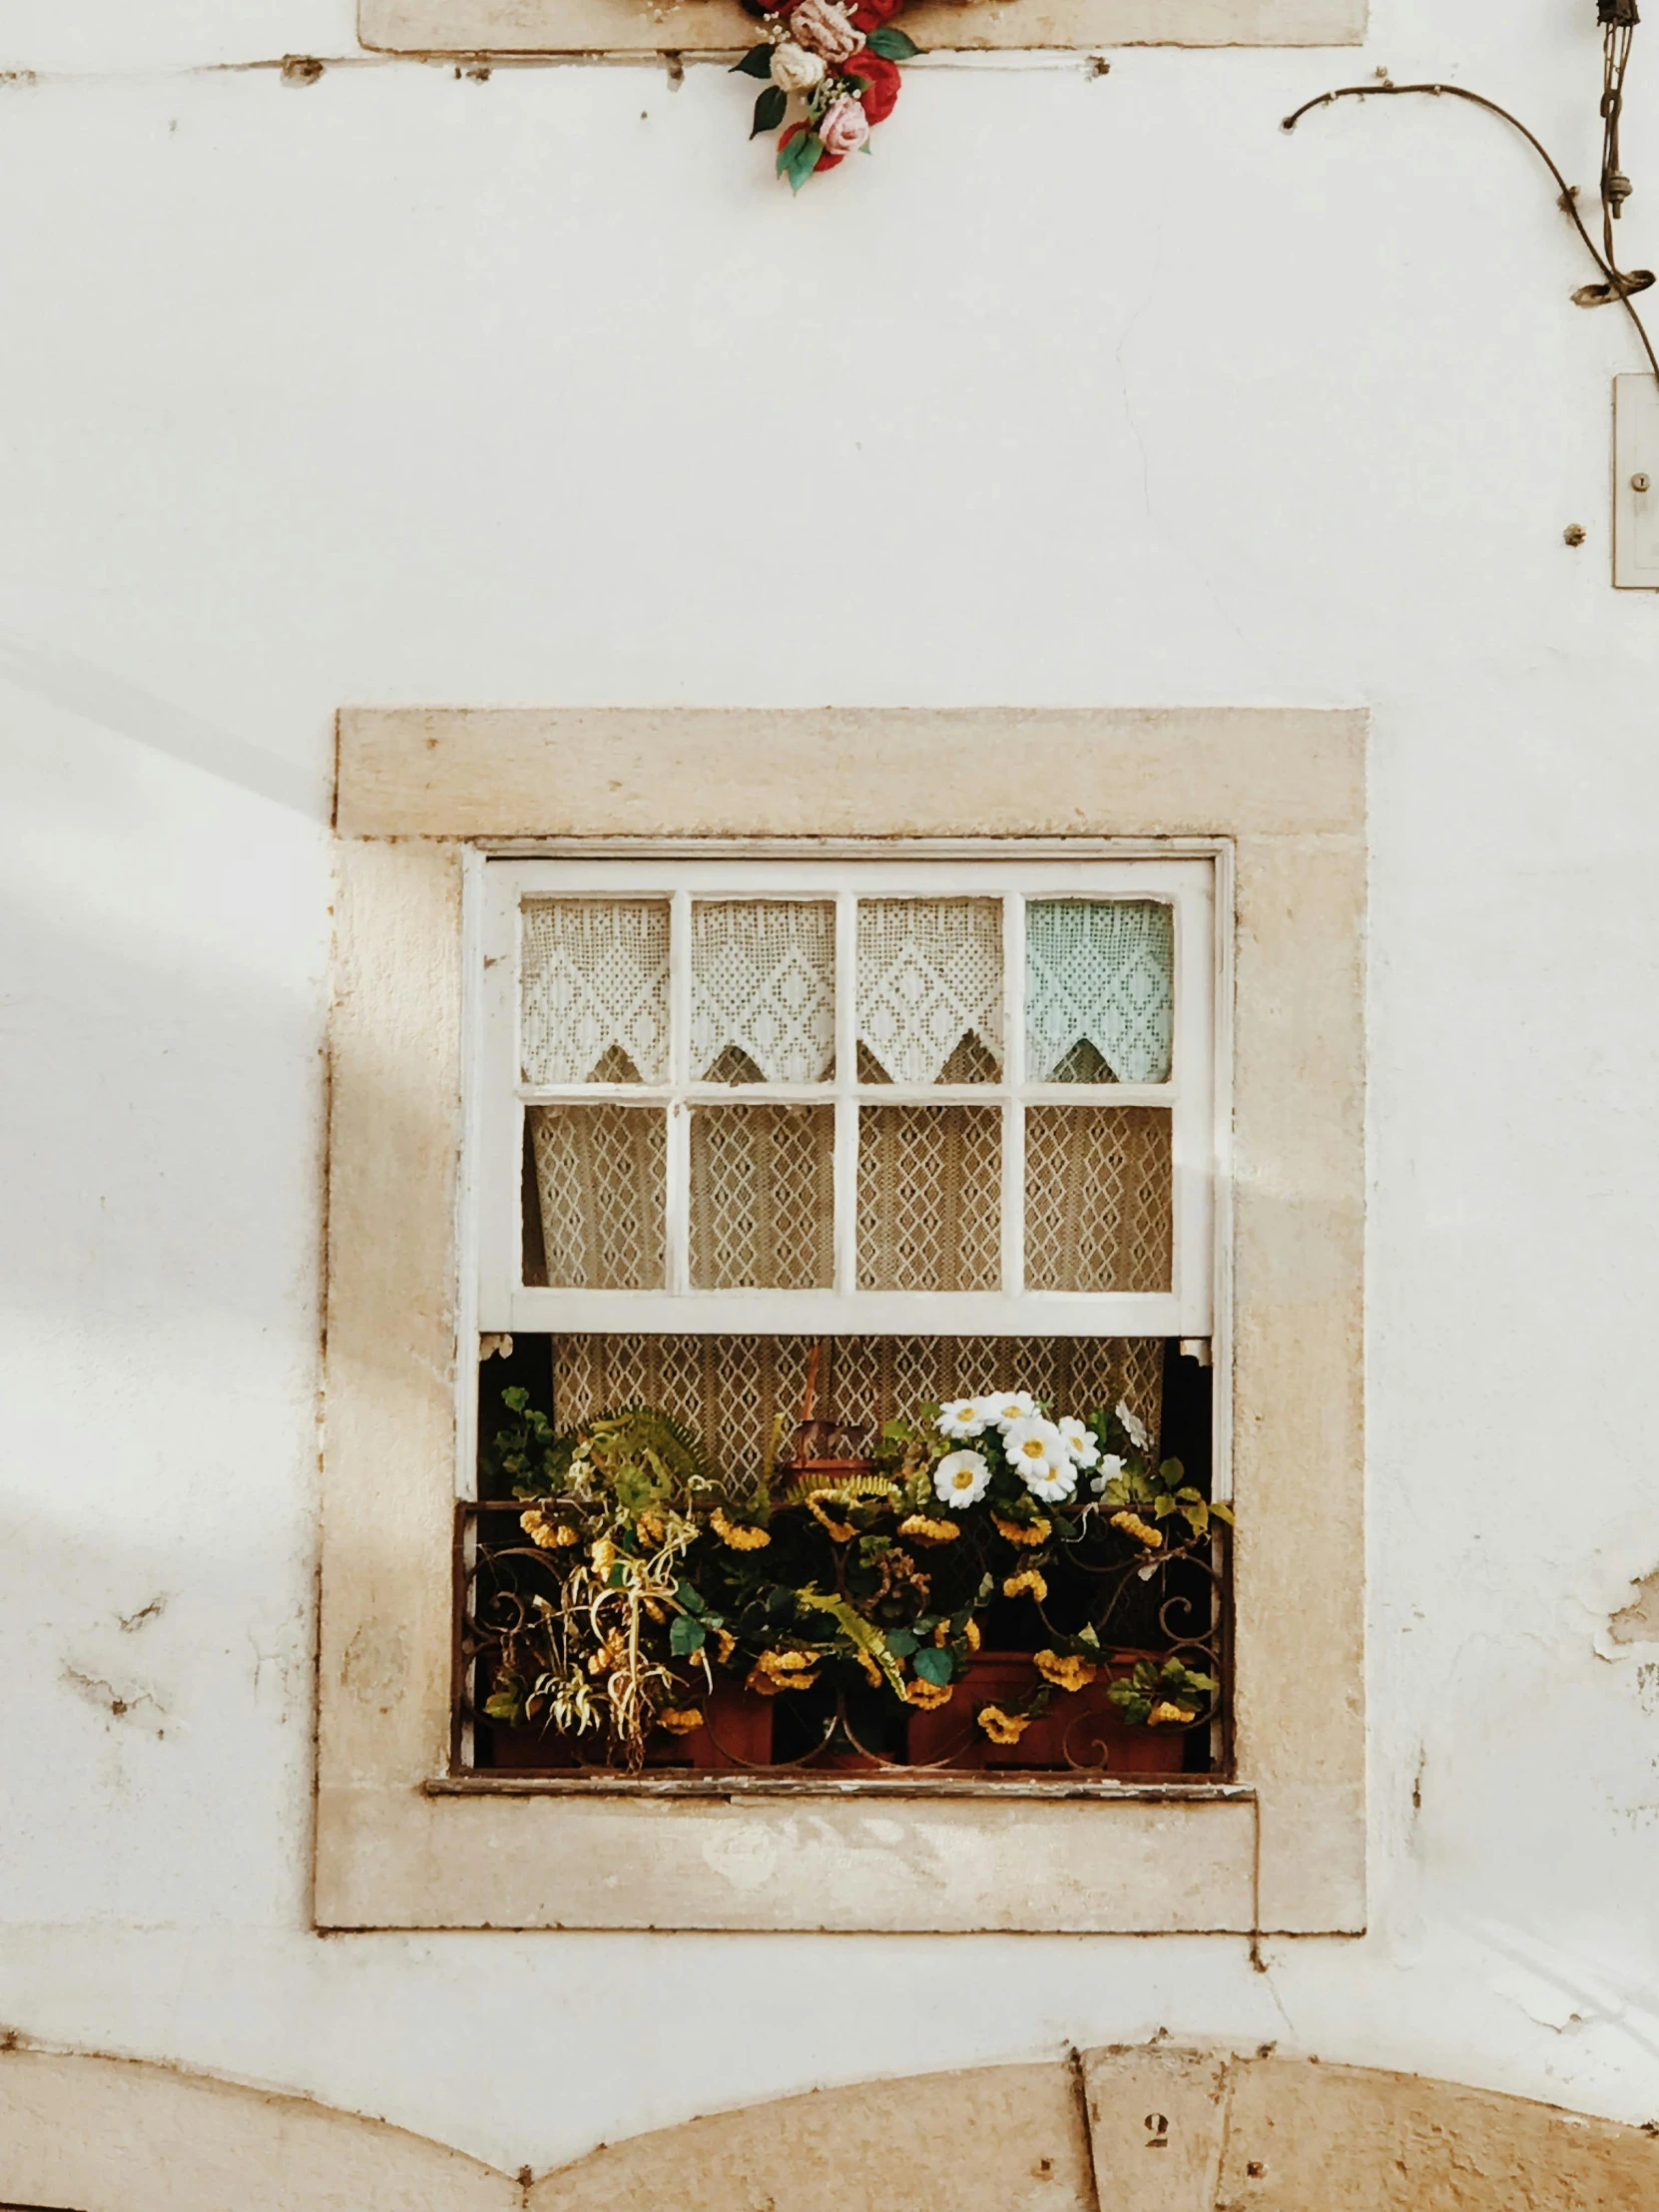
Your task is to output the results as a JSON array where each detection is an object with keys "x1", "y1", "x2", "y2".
[{"x1": 2, "y1": 0, "x2": 1658, "y2": 2178}]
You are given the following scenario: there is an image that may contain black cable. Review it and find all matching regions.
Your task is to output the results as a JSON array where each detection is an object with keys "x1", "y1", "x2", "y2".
[{"x1": 1283, "y1": 73, "x2": 1659, "y2": 389}]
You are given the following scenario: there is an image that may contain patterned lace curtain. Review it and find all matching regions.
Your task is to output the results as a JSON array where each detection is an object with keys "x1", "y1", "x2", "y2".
[
  {"x1": 691, "y1": 902, "x2": 835, "y2": 1083},
  {"x1": 522, "y1": 900, "x2": 670, "y2": 1084},
  {"x1": 856, "y1": 899, "x2": 1003, "y2": 1083},
  {"x1": 1026, "y1": 900, "x2": 1173, "y2": 1084},
  {"x1": 554, "y1": 1333, "x2": 1166, "y2": 1483}
]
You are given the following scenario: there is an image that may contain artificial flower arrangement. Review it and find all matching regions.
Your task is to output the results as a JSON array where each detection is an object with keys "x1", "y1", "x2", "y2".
[
  {"x1": 477, "y1": 1380, "x2": 1230, "y2": 1771},
  {"x1": 730, "y1": 0, "x2": 919, "y2": 193}
]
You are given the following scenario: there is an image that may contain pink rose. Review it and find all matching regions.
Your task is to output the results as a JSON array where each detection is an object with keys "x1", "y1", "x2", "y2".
[
  {"x1": 819, "y1": 94, "x2": 869, "y2": 157},
  {"x1": 790, "y1": 0, "x2": 863, "y2": 61}
]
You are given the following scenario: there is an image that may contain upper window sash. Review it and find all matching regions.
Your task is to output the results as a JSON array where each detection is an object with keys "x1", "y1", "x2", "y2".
[{"x1": 472, "y1": 854, "x2": 1218, "y2": 1338}]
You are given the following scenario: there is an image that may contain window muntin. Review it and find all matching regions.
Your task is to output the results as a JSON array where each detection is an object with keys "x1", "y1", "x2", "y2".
[{"x1": 477, "y1": 857, "x2": 1216, "y2": 1339}]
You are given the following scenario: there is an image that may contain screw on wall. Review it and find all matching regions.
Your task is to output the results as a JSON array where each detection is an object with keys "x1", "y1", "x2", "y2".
[
  {"x1": 1565, "y1": 525, "x2": 1588, "y2": 544},
  {"x1": 279, "y1": 54, "x2": 324, "y2": 84}
]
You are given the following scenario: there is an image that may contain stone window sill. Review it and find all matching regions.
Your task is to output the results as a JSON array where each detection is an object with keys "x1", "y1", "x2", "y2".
[{"x1": 359, "y1": 0, "x2": 1366, "y2": 57}]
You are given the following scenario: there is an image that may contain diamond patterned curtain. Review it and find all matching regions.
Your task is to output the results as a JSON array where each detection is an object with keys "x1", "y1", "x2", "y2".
[
  {"x1": 856, "y1": 899, "x2": 1003, "y2": 1084},
  {"x1": 1025, "y1": 900, "x2": 1173, "y2": 1085},
  {"x1": 690, "y1": 901, "x2": 835, "y2": 1084},
  {"x1": 522, "y1": 900, "x2": 671, "y2": 1085}
]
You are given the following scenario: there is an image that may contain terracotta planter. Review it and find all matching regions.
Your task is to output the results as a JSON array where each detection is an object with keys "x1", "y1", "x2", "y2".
[
  {"x1": 481, "y1": 1672, "x2": 772, "y2": 1774},
  {"x1": 905, "y1": 1651, "x2": 1191, "y2": 1776}
]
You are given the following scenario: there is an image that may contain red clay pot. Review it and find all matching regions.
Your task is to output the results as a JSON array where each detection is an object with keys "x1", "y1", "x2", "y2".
[{"x1": 905, "y1": 1651, "x2": 1190, "y2": 1776}]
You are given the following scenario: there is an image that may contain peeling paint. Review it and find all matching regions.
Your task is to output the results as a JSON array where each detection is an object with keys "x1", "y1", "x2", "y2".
[{"x1": 1609, "y1": 1570, "x2": 1659, "y2": 1647}]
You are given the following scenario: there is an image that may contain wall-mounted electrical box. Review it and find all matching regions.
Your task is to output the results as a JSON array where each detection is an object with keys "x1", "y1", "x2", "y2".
[{"x1": 1614, "y1": 373, "x2": 1659, "y2": 588}]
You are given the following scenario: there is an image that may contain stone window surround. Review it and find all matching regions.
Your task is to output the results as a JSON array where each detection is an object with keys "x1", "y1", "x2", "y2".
[
  {"x1": 319, "y1": 705, "x2": 1365, "y2": 1935},
  {"x1": 359, "y1": 0, "x2": 1366, "y2": 60}
]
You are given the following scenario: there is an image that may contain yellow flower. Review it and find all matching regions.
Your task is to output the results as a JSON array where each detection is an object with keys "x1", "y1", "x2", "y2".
[
  {"x1": 637, "y1": 1510, "x2": 667, "y2": 1545},
  {"x1": 1002, "y1": 1568, "x2": 1048, "y2": 1603},
  {"x1": 963, "y1": 1617, "x2": 981, "y2": 1653},
  {"x1": 746, "y1": 1652, "x2": 819, "y2": 1697},
  {"x1": 591, "y1": 1536, "x2": 619, "y2": 1577},
  {"x1": 712, "y1": 1627, "x2": 737, "y2": 1665},
  {"x1": 587, "y1": 1629, "x2": 627, "y2": 1677},
  {"x1": 904, "y1": 1677, "x2": 954, "y2": 1710},
  {"x1": 899, "y1": 1514, "x2": 960, "y2": 1545},
  {"x1": 1110, "y1": 1511, "x2": 1164, "y2": 1550},
  {"x1": 856, "y1": 1648, "x2": 884, "y2": 1689},
  {"x1": 519, "y1": 1509, "x2": 556, "y2": 1549},
  {"x1": 642, "y1": 1598, "x2": 668, "y2": 1625},
  {"x1": 1149, "y1": 1700, "x2": 1198, "y2": 1728},
  {"x1": 994, "y1": 1514, "x2": 1051, "y2": 1548},
  {"x1": 976, "y1": 1704, "x2": 1031, "y2": 1746},
  {"x1": 711, "y1": 1508, "x2": 772, "y2": 1552},
  {"x1": 806, "y1": 1494, "x2": 856, "y2": 1541},
  {"x1": 656, "y1": 1706, "x2": 704, "y2": 1736},
  {"x1": 1035, "y1": 1649, "x2": 1099, "y2": 1693}
]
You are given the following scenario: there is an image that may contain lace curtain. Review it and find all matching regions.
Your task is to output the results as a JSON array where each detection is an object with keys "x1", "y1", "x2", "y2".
[
  {"x1": 520, "y1": 893, "x2": 1173, "y2": 1300},
  {"x1": 856, "y1": 899, "x2": 1003, "y2": 1084},
  {"x1": 691, "y1": 902, "x2": 835, "y2": 1084},
  {"x1": 522, "y1": 900, "x2": 670, "y2": 1084},
  {"x1": 553, "y1": 1333, "x2": 1166, "y2": 1483},
  {"x1": 1026, "y1": 900, "x2": 1173, "y2": 1085}
]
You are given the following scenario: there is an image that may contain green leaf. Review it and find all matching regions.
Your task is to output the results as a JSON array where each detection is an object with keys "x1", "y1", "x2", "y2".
[
  {"x1": 751, "y1": 83, "x2": 787, "y2": 136},
  {"x1": 1154, "y1": 1494, "x2": 1177, "y2": 1518},
  {"x1": 885, "y1": 1628, "x2": 919, "y2": 1659},
  {"x1": 1183, "y1": 1501, "x2": 1209, "y2": 1535},
  {"x1": 1209, "y1": 1500, "x2": 1236, "y2": 1525},
  {"x1": 483, "y1": 1691, "x2": 522, "y2": 1723},
  {"x1": 913, "y1": 1646, "x2": 954, "y2": 1687},
  {"x1": 867, "y1": 23, "x2": 919, "y2": 55},
  {"x1": 783, "y1": 129, "x2": 825, "y2": 191},
  {"x1": 676, "y1": 1580, "x2": 708, "y2": 1615},
  {"x1": 1159, "y1": 1458, "x2": 1185, "y2": 1484},
  {"x1": 733, "y1": 40, "x2": 776, "y2": 74},
  {"x1": 670, "y1": 1615, "x2": 707, "y2": 1657}
]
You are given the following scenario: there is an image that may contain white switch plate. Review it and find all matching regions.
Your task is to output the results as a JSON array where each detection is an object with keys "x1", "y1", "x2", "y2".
[{"x1": 1614, "y1": 372, "x2": 1659, "y2": 588}]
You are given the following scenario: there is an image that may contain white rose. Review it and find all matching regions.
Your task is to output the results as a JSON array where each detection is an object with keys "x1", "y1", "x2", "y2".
[{"x1": 771, "y1": 40, "x2": 826, "y2": 91}]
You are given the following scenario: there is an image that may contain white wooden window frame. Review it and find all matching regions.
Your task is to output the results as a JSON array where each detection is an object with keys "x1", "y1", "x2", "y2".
[{"x1": 473, "y1": 854, "x2": 1216, "y2": 1344}]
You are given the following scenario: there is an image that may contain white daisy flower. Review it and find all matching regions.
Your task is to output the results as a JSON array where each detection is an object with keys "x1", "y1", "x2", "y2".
[
  {"x1": 1089, "y1": 1451, "x2": 1125, "y2": 1497},
  {"x1": 1002, "y1": 1415, "x2": 1076, "y2": 1501},
  {"x1": 1115, "y1": 1398, "x2": 1152, "y2": 1454},
  {"x1": 936, "y1": 1398, "x2": 987, "y2": 1441},
  {"x1": 1057, "y1": 1416, "x2": 1100, "y2": 1470},
  {"x1": 980, "y1": 1390, "x2": 1037, "y2": 1430},
  {"x1": 934, "y1": 1448, "x2": 992, "y2": 1507}
]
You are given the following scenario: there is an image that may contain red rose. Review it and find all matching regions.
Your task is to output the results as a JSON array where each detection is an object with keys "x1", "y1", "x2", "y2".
[
  {"x1": 779, "y1": 119, "x2": 843, "y2": 173},
  {"x1": 849, "y1": 0, "x2": 902, "y2": 25},
  {"x1": 842, "y1": 46, "x2": 899, "y2": 121}
]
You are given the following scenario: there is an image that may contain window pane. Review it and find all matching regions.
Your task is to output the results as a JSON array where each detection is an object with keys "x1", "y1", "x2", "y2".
[
  {"x1": 690, "y1": 901, "x2": 835, "y2": 1084},
  {"x1": 857, "y1": 1105, "x2": 1000, "y2": 1290},
  {"x1": 1023, "y1": 1106, "x2": 1171, "y2": 1293},
  {"x1": 855, "y1": 898, "x2": 1002, "y2": 1084},
  {"x1": 528, "y1": 1104, "x2": 666, "y2": 1289},
  {"x1": 689, "y1": 1105, "x2": 834, "y2": 1289},
  {"x1": 1025, "y1": 899, "x2": 1173, "y2": 1084},
  {"x1": 521, "y1": 898, "x2": 671, "y2": 1084}
]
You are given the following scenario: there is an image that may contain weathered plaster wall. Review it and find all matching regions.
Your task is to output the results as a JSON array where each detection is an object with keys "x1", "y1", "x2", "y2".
[{"x1": 2, "y1": 0, "x2": 1659, "y2": 2181}]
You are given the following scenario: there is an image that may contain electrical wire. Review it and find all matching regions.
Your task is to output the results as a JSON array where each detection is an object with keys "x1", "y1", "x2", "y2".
[{"x1": 1283, "y1": 61, "x2": 1659, "y2": 390}]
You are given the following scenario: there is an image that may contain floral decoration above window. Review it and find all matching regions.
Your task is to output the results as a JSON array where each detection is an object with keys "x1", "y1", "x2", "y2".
[{"x1": 730, "y1": 0, "x2": 920, "y2": 193}]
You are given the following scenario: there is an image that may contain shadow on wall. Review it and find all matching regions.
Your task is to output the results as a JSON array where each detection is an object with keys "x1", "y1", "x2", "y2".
[{"x1": 2, "y1": 2042, "x2": 1656, "y2": 2211}]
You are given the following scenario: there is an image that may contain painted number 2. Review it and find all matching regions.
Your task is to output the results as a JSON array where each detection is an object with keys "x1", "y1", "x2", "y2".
[{"x1": 1144, "y1": 2113, "x2": 1170, "y2": 2150}]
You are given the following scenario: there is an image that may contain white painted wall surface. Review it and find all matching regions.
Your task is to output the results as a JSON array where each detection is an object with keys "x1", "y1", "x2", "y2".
[{"x1": 2, "y1": 0, "x2": 1659, "y2": 2177}]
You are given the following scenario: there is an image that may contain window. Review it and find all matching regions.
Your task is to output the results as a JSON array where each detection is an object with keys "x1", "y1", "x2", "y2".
[
  {"x1": 475, "y1": 857, "x2": 1214, "y2": 1340},
  {"x1": 317, "y1": 704, "x2": 1366, "y2": 1936},
  {"x1": 462, "y1": 854, "x2": 1222, "y2": 1787}
]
